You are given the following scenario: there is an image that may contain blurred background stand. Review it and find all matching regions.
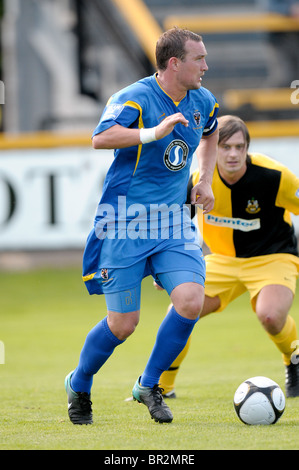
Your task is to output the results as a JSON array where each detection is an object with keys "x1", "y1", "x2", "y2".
[{"x1": 0, "y1": 0, "x2": 298, "y2": 268}]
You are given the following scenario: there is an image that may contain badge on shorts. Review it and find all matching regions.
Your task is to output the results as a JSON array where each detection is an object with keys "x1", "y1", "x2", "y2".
[{"x1": 101, "y1": 268, "x2": 109, "y2": 280}]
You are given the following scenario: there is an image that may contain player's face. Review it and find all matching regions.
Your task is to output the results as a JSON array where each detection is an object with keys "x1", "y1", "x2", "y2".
[
  {"x1": 217, "y1": 130, "x2": 248, "y2": 183},
  {"x1": 177, "y1": 40, "x2": 208, "y2": 90}
]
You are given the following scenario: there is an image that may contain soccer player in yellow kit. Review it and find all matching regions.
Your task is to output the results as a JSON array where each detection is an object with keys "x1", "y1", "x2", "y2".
[{"x1": 159, "y1": 115, "x2": 299, "y2": 398}]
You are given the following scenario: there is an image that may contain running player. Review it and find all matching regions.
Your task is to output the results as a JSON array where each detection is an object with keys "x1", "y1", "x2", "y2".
[
  {"x1": 65, "y1": 27, "x2": 219, "y2": 424},
  {"x1": 159, "y1": 115, "x2": 299, "y2": 399}
]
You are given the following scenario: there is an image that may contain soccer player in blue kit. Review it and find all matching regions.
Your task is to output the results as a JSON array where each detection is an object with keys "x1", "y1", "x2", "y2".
[{"x1": 65, "y1": 27, "x2": 219, "y2": 424}]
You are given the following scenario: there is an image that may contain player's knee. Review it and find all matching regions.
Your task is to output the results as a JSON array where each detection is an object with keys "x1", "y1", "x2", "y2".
[
  {"x1": 176, "y1": 295, "x2": 203, "y2": 319},
  {"x1": 107, "y1": 313, "x2": 139, "y2": 340},
  {"x1": 257, "y1": 310, "x2": 285, "y2": 335},
  {"x1": 118, "y1": 323, "x2": 137, "y2": 340},
  {"x1": 112, "y1": 321, "x2": 138, "y2": 341}
]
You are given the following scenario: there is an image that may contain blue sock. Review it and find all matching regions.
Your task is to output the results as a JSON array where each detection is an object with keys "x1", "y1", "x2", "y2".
[
  {"x1": 140, "y1": 306, "x2": 199, "y2": 388},
  {"x1": 71, "y1": 317, "x2": 124, "y2": 393}
]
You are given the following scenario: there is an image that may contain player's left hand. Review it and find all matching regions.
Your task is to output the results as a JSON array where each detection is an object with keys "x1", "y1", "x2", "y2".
[{"x1": 190, "y1": 180, "x2": 214, "y2": 213}]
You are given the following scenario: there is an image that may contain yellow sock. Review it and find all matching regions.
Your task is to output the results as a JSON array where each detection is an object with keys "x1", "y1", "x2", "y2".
[
  {"x1": 159, "y1": 335, "x2": 192, "y2": 394},
  {"x1": 268, "y1": 315, "x2": 299, "y2": 366}
]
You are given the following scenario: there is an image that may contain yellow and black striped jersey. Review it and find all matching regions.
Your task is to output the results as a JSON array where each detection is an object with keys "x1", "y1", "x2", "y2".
[{"x1": 189, "y1": 153, "x2": 299, "y2": 258}]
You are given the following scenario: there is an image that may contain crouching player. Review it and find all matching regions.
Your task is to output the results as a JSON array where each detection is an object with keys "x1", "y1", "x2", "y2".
[{"x1": 159, "y1": 115, "x2": 299, "y2": 399}]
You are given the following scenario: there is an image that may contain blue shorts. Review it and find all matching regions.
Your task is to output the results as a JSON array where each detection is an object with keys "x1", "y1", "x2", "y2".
[
  {"x1": 100, "y1": 246, "x2": 205, "y2": 313},
  {"x1": 104, "y1": 269, "x2": 205, "y2": 312}
]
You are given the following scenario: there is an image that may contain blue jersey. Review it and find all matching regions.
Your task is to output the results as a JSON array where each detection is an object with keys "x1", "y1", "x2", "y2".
[
  {"x1": 83, "y1": 73, "x2": 218, "y2": 294},
  {"x1": 93, "y1": 73, "x2": 218, "y2": 209}
]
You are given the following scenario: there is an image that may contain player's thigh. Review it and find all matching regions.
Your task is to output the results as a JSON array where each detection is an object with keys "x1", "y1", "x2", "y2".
[
  {"x1": 169, "y1": 276, "x2": 205, "y2": 319},
  {"x1": 255, "y1": 284, "x2": 294, "y2": 331},
  {"x1": 105, "y1": 285, "x2": 142, "y2": 340},
  {"x1": 243, "y1": 254, "x2": 298, "y2": 313},
  {"x1": 151, "y1": 242, "x2": 206, "y2": 294},
  {"x1": 200, "y1": 295, "x2": 221, "y2": 317},
  {"x1": 152, "y1": 246, "x2": 205, "y2": 318},
  {"x1": 102, "y1": 262, "x2": 145, "y2": 338}
]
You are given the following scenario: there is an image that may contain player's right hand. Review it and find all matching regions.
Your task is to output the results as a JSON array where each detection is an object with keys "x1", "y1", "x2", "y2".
[{"x1": 155, "y1": 113, "x2": 189, "y2": 140}]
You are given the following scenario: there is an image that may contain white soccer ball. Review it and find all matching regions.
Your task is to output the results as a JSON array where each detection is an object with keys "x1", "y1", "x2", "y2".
[{"x1": 233, "y1": 376, "x2": 285, "y2": 425}]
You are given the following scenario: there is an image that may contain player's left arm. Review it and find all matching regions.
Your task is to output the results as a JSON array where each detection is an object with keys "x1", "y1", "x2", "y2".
[
  {"x1": 276, "y1": 166, "x2": 299, "y2": 216},
  {"x1": 190, "y1": 127, "x2": 219, "y2": 213}
]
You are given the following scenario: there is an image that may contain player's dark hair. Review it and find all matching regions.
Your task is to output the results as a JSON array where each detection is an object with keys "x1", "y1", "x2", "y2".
[
  {"x1": 218, "y1": 115, "x2": 250, "y2": 149},
  {"x1": 156, "y1": 27, "x2": 203, "y2": 71}
]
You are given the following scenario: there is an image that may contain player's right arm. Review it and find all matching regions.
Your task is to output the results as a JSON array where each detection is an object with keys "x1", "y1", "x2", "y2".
[
  {"x1": 92, "y1": 113, "x2": 189, "y2": 150},
  {"x1": 92, "y1": 124, "x2": 140, "y2": 149}
]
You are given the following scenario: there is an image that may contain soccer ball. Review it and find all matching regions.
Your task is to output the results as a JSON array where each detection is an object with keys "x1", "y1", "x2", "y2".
[{"x1": 233, "y1": 376, "x2": 285, "y2": 425}]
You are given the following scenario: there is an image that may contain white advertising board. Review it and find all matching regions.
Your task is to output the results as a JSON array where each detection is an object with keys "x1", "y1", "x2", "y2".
[
  {"x1": 0, "y1": 137, "x2": 298, "y2": 250},
  {"x1": 0, "y1": 147, "x2": 113, "y2": 249}
]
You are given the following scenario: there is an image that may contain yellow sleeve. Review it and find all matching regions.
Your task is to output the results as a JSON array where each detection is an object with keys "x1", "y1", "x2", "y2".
[
  {"x1": 250, "y1": 153, "x2": 299, "y2": 215},
  {"x1": 276, "y1": 166, "x2": 299, "y2": 216}
]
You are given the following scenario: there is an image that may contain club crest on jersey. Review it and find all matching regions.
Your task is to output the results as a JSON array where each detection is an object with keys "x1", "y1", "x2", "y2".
[
  {"x1": 163, "y1": 139, "x2": 189, "y2": 172},
  {"x1": 193, "y1": 111, "x2": 201, "y2": 126},
  {"x1": 245, "y1": 197, "x2": 261, "y2": 214}
]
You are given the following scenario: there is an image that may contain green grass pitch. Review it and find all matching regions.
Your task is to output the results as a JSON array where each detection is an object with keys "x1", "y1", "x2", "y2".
[{"x1": 1, "y1": 266, "x2": 299, "y2": 450}]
